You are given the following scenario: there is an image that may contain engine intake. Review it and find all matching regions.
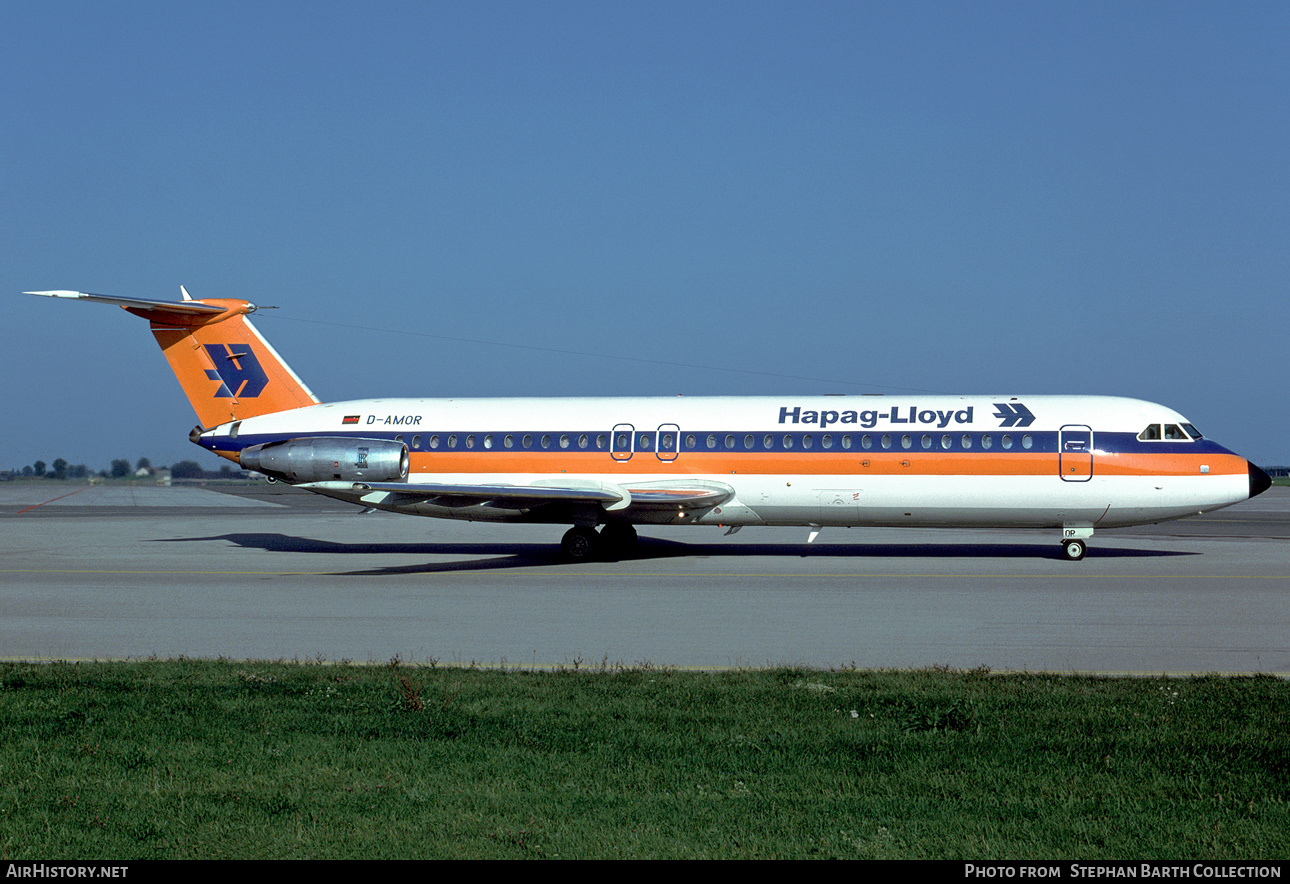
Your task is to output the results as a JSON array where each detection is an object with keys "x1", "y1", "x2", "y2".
[{"x1": 239, "y1": 437, "x2": 409, "y2": 483}]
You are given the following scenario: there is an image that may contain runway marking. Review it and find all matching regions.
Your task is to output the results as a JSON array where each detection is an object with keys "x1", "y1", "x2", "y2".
[{"x1": 14, "y1": 487, "x2": 90, "y2": 513}]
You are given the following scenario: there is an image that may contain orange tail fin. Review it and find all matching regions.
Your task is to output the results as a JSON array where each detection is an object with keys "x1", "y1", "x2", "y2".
[{"x1": 25, "y1": 288, "x2": 319, "y2": 427}]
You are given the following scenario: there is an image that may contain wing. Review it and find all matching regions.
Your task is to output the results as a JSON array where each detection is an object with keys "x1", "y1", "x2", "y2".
[
  {"x1": 299, "y1": 479, "x2": 734, "y2": 514},
  {"x1": 318, "y1": 481, "x2": 625, "y2": 510},
  {"x1": 616, "y1": 483, "x2": 734, "y2": 510}
]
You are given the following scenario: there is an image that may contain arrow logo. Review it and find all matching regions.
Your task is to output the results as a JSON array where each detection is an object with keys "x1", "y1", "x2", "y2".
[{"x1": 993, "y1": 402, "x2": 1035, "y2": 427}]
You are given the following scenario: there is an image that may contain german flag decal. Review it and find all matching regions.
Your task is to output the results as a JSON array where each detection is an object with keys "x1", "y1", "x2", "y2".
[{"x1": 342, "y1": 415, "x2": 361, "y2": 425}]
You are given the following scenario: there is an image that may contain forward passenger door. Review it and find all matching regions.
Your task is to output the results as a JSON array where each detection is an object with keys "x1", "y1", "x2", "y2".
[{"x1": 1059, "y1": 425, "x2": 1093, "y2": 482}]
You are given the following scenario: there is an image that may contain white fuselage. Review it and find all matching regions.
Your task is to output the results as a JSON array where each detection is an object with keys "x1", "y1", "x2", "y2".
[{"x1": 199, "y1": 394, "x2": 1258, "y2": 532}]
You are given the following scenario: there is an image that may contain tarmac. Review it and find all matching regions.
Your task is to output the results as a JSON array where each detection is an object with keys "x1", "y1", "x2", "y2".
[{"x1": 2, "y1": 481, "x2": 1287, "y2": 673}]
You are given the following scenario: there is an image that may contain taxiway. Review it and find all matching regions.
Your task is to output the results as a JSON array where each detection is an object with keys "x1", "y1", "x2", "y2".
[{"x1": 2, "y1": 482, "x2": 1286, "y2": 673}]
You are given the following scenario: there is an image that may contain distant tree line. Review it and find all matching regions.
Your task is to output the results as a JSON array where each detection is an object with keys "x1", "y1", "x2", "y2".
[
  {"x1": 3, "y1": 456, "x2": 248, "y2": 481},
  {"x1": 17, "y1": 458, "x2": 90, "y2": 480}
]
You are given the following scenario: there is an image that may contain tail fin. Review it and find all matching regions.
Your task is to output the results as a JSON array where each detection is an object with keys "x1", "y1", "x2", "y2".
[{"x1": 25, "y1": 288, "x2": 319, "y2": 427}]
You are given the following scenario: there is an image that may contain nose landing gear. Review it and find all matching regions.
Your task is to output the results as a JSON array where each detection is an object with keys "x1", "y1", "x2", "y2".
[{"x1": 1061, "y1": 526, "x2": 1092, "y2": 561}]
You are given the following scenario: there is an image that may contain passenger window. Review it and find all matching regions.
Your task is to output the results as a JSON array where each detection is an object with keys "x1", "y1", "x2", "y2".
[
  {"x1": 901, "y1": 434, "x2": 912, "y2": 449},
  {"x1": 1022, "y1": 435, "x2": 1033, "y2": 449},
  {"x1": 1001, "y1": 435, "x2": 1012, "y2": 450},
  {"x1": 412, "y1": 435, "x2": 421, "y2": 449},
  {"x1": 522, "y1": 434, "x2": 533, "y2": 449},
  {"x1": 783, "y1": 435, "x2": 794, "y2": 449},
  {"x1": 802, "y1": 434, "x2": 813, "y2": 450},
  {"x1": 961, "y1": 434, "x2": 972, "y2": 449},
  {"x1": 821, "y1": 434, "x2": 833, "y2": 450},
  {"x1": 762, "y1": 434, "x2": 774, "y2": 449},
  {"x1": 429, "y1": 434, "x2": 440, "y2": 449},
  {"x1": 981, "y1": 434, "x2": 992, "y2": 450},
  {"x1": 881, "y1": 434, "x2": 892, "y2": 449},
  {"x1": 578, "y1": 434, "x2": 589, "y2": 449}
]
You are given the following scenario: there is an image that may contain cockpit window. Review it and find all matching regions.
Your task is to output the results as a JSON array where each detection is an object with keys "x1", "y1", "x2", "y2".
[{"x1": 1139, "y1": 423, "x2": 1196, "y2": 442}]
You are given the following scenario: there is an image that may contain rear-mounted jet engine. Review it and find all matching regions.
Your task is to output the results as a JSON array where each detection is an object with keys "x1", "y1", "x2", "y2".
[{"x1": 238, "y1": 437, "x2": 409, "y2": 484}]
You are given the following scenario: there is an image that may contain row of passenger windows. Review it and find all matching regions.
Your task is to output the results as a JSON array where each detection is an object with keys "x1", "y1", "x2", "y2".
[
  {"x1": 402, "y1": 433, "x2": 609, "y2": 451},
  {"x1": 394, "y1": 431, "x2": 1037, "y2": 452}
]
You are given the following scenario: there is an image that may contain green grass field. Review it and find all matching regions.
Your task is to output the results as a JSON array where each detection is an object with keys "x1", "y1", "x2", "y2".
[{"x1": 2, "y1": 661, "x2": 1286, "y2": 859}]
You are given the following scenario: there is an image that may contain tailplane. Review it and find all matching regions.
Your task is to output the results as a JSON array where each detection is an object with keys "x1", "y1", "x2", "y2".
[{"x1": 25, "y1": 288, "x2": 319, "y2": 427}]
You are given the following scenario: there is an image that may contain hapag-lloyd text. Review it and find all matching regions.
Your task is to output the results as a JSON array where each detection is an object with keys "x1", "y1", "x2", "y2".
[{"x1": 779, "y1": 405, "x2": 974, "y2": 429}]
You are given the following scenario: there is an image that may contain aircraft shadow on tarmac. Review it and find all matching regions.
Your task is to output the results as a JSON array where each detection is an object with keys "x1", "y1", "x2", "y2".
[{"x1": 156, "y1": 533, "x2": 1196, "y2": 576}]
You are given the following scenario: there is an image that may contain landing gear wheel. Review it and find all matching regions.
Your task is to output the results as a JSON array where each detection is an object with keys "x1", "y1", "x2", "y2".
[
  {"x1": 599, "y1": 523, "x2": 638, "y2": 557},
  {"x1": 1061, "y1": 538, "x2": 1087, "y2": 561},
  {"x1": 561, "y1": 526, "x2": 600, "y2": 561}
]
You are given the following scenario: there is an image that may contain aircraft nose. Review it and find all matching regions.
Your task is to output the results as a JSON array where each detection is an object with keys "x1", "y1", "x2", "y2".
[{"x1": 1248, "y1": 462, "x2": 1272, "y2": 499}]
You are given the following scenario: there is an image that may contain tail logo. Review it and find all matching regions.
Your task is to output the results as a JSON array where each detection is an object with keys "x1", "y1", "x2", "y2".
[{"x1": 203, "y1": 344, "x2": 270, "y2": 399}]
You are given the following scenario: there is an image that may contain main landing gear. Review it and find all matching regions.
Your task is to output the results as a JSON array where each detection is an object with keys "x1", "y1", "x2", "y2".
[{"x1": 560, "y1": 524, "x2": 639, "y2": 561}]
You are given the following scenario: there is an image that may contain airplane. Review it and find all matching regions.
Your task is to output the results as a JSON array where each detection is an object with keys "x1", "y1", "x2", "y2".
[{"x1": 24, "y1": 288, "x2": 1272, "y2": 561}]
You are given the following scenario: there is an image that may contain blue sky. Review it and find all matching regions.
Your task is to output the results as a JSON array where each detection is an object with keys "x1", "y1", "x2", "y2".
[{"x1": 4, "y1": 2, "x2": 1287, "y2": 470}]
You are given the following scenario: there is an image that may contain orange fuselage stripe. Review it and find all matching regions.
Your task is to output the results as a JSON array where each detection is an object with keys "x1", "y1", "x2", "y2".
[{"x1": 390, "y1": 450, "x2": 1247, "y2": 478}]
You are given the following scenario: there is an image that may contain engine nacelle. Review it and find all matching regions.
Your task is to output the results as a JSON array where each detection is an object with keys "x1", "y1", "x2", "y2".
[{"x1": 238, "y1": 437, "x2": 409, "y2": 483}]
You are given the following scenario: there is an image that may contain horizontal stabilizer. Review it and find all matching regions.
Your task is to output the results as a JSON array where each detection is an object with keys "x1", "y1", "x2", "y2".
[{"x1": 25, "y1": 290, "x2": 230, "y2": 316}]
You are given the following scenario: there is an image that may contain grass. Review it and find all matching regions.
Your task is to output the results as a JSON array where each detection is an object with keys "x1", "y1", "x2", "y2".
[{"x1": 1, "y1": 660, "x2": 1286, "y2": 859}]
